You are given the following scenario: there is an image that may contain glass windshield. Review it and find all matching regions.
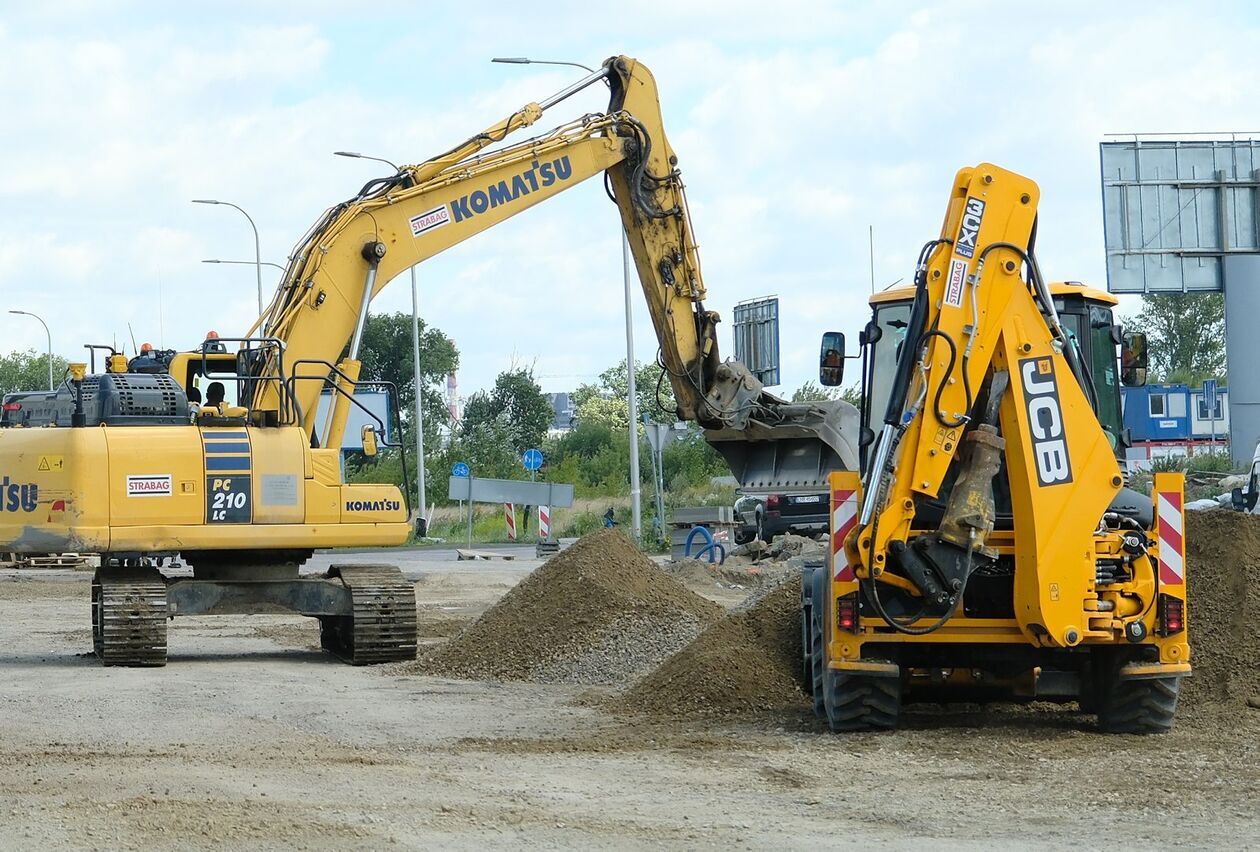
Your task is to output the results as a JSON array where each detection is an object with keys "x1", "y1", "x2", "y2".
[
  {"x1": 1088, "y1": 305, "x2": 1123, "y2": 444},
  {"x1": 866, "y1": 302, "x2": 912, "y2": 432}
]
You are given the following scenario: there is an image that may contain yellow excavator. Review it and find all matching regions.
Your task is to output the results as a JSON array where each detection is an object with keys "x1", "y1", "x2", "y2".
[
  {"x1": 802, "y1": 164, "x2": 1190, "y2": 733},
  {"x1": 0, "y1": 55, "x2": 856, "y2": 665}
]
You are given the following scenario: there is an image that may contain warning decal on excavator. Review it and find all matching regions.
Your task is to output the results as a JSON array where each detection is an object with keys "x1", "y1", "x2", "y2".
[
  {"x1": 1156, "y1": 490, "x2": 1185, "y2": 585},
  {"x1": 37, "y1": 455, "x2": 65, "y2": 472},
  {"x1": 831, "y1": 488, "x2": 857, "y2": 581},
  {"x1": 1018, "y1": 356, "x2": 1073, "y2": 487}
]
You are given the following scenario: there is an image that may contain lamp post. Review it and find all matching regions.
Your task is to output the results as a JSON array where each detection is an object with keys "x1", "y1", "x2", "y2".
[
  {"x1": 333, "y1": 151, "x2": 428, "y2": 530},
  {"x1": 191, "y1": 199, "x2": 264, "y2": 315},
  {"x1": 202, "y1": 259, "x2": 285, "y2": 271},
  {"x1": 9, "y1": 310, "x2": 53, "y2": 389},
  {"x1": 492, "y1": 56, "x2": 641, "y2": 540}
]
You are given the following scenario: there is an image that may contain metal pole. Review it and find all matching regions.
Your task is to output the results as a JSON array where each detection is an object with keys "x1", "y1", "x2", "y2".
[
  {"x1": 9, "y1": 311, "x2": 52, "y2": 389},
  {"x1": 623, "y1": 232, "x2": 642, "y2": 540},
  {"x1": 467, "y1": 477, "x2": 474, "y2": 549},
  {"x1": 191, "y1": 200, "x2": 264, "y2": 315},
  {"x1": 410, "y1": 266, "x2": 428, "y2": 526}
]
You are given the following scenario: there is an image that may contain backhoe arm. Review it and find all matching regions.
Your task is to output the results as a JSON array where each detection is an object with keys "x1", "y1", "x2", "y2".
[{"x1": 846, "y1": 164, "x2": 1124, "y2": 647}]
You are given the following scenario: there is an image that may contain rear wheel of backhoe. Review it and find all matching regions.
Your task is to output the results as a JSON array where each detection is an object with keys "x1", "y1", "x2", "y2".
[
  {"x1": 823, "y1": 668, "x2": 901, "y2": 732},
  {"x1": 808, "y1": 566, "x2": 828, "y2": 719},
  {"x1": 1093, "y1": 654, "x2": 1181, "y2": 734}
]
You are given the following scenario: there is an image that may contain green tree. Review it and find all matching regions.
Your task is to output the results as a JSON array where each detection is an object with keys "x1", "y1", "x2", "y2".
[
  {"x1": 350, "y1": 312, "x2": 459, "y2": 422},
  {"x1": 461, "y1": 366, "x2": 553, "y2": 455},
  {"x1": 573, "y1": 360, "x2": 676, "y2": 422},
  {"x1": 0, "y1": 349, "x2": 70, "y2": 397},
  {"x1": 791, "y1": 380, "x2": 861, "y2": 406},
  {"x1": 1123, "y1": 293, "x2": 1225, "y2": 385}
]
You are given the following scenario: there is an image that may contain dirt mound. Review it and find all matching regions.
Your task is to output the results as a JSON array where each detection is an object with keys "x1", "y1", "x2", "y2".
[
  {"x1": 618, "y1": 574, "x2": 810, "y2": 717},
  {"x1": 412, "y1": 529, "x2": 722, "y2": 685},
  {"x1": 1183, "y1": 510, "x2": 1260, "y2": 713}
]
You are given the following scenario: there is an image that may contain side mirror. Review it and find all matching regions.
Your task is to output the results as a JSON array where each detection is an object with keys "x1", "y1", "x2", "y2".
[
  {"x1": 819, "y1": 331, "x2": 846, "y2": 387},
  {"x1": 1232, "y1": 487, "x2": 1246, "y2": 512},
  {"x1": 1120, "y1": 331, "x2": 1148, "y2": 387},
  {"x1": 361, "y1": 424, "x2": 379, "y2": 457}
]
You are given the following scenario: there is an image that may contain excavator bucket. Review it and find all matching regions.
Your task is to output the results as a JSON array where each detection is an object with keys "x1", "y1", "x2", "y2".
[{"x1": 704, "y1": 399, "x2": 860, "y2": 492}]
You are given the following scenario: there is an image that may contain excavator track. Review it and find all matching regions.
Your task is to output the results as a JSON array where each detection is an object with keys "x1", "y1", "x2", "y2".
[
  {"x1": 319, "y1": 565, "x2": 417, "y2": 665},
  {"x1": 91, "y1": 568, "x2": 169, "y2": 667}
]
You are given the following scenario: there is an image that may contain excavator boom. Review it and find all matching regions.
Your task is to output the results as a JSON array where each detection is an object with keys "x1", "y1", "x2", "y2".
[{"x1": 243, "y1": 55, "x2": 856, "y2": 485}]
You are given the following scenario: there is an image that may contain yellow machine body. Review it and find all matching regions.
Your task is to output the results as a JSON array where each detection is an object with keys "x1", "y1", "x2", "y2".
[
  {"x1": 0, "y1": 424, "x2": 407, "y2": 554},
  {"x1": 805, "y1": 165, "x2": 1190, "y2": 733}
]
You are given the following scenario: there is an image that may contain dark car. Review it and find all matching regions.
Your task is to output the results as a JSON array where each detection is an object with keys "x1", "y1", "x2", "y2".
[{"x1": 734, "y1": 491, "x2": 829, "y2": 544}]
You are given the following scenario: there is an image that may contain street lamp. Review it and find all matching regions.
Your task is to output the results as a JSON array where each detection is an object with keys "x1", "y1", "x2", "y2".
[
  {"x1": 192, "y1": 199, "x2": 264, "y2": 315},
  {"x1": 9, "y1": 310, "x2": 53, "y2": 390},
  {"x1": 491, "y1": 56, "x2": 641, "y2": 539},
  {"x1": 333, "y1": 151, "x2": 428, "y2": 531},
  {"x1": 491, "y1": 57, "x2": 595, "y2": 73},
  {"x1": 202, "y1": 259, "x2": 285, "y2": 271}
]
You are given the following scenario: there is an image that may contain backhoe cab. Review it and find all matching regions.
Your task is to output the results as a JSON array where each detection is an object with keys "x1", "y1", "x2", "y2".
[{"x1": 802, "y1": 164, "x2": 1189, "y2": 734}]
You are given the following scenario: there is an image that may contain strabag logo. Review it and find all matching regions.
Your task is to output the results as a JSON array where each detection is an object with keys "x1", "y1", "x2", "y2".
[
  {"x1": 945, "y1": 258, "x2": 968, "y2": 308},
  {"x1": 408, "y1": 205, "x2": 450, "y2": 237},
  {"x1": 449, "y1": 156, "x2": 574, "y2": 224},
  {"x1": 1018, "y1": 357, "x2": 1073, "y2": 486},
  {"x1": 954, "y1": 196, "x2": 986, "y2": 259},
  {"x1": 127, "y1": 474, "x2": 172, "y2": 497}
]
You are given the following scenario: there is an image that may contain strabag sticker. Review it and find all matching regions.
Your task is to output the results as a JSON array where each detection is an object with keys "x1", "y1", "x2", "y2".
[
  {"x1": 409, "y1": 205, "x2": 451, "y2": 237},
  {"x1": 955, "y1": 196, "x2": 985, "y2": 259},
  {"x1": 1018, "y1": 356, "x2": 1073, "y2": 487},
  {"x1": 945, "y1": 258, "x2": 968, "y2": 307},
  {"x1": 127, "y1": 475, "x2": 172, "y2": 497}
]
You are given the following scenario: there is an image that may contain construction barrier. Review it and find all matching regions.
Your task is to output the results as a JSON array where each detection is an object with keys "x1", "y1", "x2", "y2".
[
  {"x1": 538, "y1": 505, "x2": 551, "y2": 540},
  {"x1": 505, "y1": 502, "x2": 516, "y2": 541}
]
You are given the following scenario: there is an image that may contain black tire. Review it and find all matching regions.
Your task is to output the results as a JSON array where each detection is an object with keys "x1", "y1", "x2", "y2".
[
  {"x1": 800, "y1": 567, "x2": 815, "y2": 693},
  {"x1": 823, "y1": 669, "x2": 901, "y2": 732},
  {"x1": 1096, "y1": 672, "x2": 1181, "y2": 734},
  {"x1": 809, "y1": 566, "x2": 829, "y2": 719}
]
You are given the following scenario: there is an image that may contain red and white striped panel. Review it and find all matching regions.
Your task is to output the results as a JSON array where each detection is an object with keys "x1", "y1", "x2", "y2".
[
  {"x1": 505, "y1": 502, "x2": 516, "y2": 541},
  {"x1": 1156, "y1": 489, "x2": 1184, "y2": 585},
  {"x1": 538, "y1": 505, "x2": 551, "y2": 539},
  {"x1": 832, "y1": 488, "x2": 858, "y2": 581}
]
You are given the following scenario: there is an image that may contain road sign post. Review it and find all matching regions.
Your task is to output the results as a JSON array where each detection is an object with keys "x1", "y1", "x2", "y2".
[
  {"x1": 522, "y1": 448, "x2": 543, "y2": 482},
  {"x1": 452, "y1": 462, "x2": 471, "y2": 545}
]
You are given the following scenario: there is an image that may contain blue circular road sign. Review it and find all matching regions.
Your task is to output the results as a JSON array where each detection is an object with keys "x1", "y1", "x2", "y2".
[
  {"x1": 452, "y1": 461, "x2": 471, "y2": 477},
  {"x1": 522, "y1": 448, "x2": 544, "y2": 472}
]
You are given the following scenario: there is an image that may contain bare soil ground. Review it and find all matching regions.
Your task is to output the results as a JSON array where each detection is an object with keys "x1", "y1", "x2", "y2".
[{"x1": 0, "y1": 547, "x2": 1257, "y2": 849}]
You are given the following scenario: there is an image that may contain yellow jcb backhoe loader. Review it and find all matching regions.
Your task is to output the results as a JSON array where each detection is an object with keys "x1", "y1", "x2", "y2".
[{"x1": 801, "y1": 164, "x2": 1189, "y2": 733}]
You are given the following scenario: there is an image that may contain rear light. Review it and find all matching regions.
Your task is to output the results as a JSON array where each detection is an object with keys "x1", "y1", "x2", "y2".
[
  {"x1": 1158, "y1": 594, "x2": 1185, "y2": 635},
  {"x1": 835, "y1": 592, "x2": 860, "y2": 633},
  {"x1": 2, "y1": 403, "x2": 20, "y2": 411},
  {"x1": 766, "y1": 494, "x2": 781, "y2": 511}
]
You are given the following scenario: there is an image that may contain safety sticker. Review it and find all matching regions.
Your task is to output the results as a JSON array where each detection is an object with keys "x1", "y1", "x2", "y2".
[
  {"x1": 409, "y1": 205, "x2": 451, "y2": 237},
  {"x1": 944, "y1": 259, "x2": 968, "y2": 307},
  {"x1": 127, "y1": 475, "x2": 172, "y2": 497},
  {"x1": 37, "y1": 455, "x2": 65, "y2": 472}
]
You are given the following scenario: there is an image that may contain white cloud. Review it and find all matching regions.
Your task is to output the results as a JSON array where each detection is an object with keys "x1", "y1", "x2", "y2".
[{"x1": 0, "y1": 1, "x2": 1256, "y2": 399}]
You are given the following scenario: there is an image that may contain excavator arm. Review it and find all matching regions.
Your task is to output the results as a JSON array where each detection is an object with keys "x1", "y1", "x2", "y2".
[{"x1": 243, "y1": 55, "x2": 856, "y2": 486}]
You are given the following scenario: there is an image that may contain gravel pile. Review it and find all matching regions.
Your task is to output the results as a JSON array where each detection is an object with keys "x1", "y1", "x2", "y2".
[
  {"x1": 1182, "y1": 509, "x2": 1260, "y2": 715},
  {"x1": 411, "y1": 529, "x2": 722, "y2": 685},
  {"x1": 617, "y1": 574, "x2": 809, "y2": 717}
]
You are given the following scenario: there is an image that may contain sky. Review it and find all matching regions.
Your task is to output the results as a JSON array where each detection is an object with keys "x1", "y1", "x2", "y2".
[{"x1": 2, "y1": 1, "x2": 1258, "y2": 400}]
